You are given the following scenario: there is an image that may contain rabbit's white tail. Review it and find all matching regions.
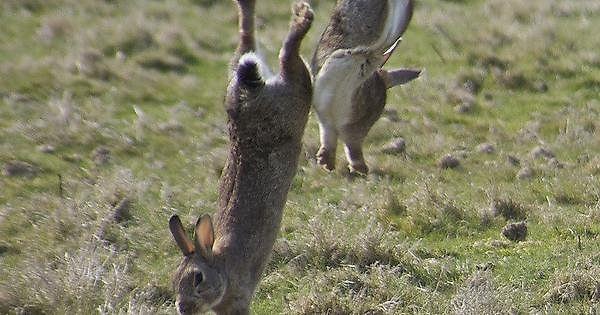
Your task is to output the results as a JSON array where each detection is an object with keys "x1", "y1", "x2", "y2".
[{"x1": 237, "y1": 52, "x2": 272, "y2": 88}]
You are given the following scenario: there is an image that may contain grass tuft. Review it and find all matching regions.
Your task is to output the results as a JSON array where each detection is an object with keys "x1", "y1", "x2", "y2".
[
  {"x1": 544, "y1": 263, "x2": 600, "y2": 304},
  {"x1": 490, "y1": 198, "x2": 528, "y2": 221},
  {"x1": 451, "y1": 270, "x2": 508, "y2": 315}
]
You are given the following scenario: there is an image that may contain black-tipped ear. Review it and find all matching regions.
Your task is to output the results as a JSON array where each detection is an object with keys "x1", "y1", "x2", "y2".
[
  {"x1": 169, "y1": 215, "x2": 194, "y2": 256},
  {"x1": 194, "y1": 214, "x2": 215, "y2": 261}
]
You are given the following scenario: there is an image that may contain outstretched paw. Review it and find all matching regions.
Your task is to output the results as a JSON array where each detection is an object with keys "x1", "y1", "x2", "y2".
[{"x1": 291, "y1": 1, "x2": 314, "y2": 35}]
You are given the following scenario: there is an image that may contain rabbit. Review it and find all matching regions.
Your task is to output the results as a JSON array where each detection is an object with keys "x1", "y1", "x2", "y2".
[
  {"x1": 311, "y1": 0, "x2": 420, "y2": 174},
  {"x1": 169, "y1": 0, "x2": 314, "y2": 314}
]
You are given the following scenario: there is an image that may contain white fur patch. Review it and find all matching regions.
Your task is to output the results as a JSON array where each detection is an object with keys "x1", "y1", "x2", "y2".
[
  {"x1": 238, "y1": 52, "x2": 274, "y2": 80},
  {"x1": 313, "y1": 50, "x2": 372, "y2": 129}
]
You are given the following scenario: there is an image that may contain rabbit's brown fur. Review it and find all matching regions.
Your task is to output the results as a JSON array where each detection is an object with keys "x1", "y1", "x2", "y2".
[{"x1": 170, "y1": 1, "x2": 313, "y2": 314}]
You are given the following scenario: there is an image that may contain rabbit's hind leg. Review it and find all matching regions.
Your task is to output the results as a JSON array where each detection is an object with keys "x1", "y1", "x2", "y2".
[
  {"x1": 234, "y1": 0, "x2": 256, "y2": 57},
  {"x1": 316, "y1": 122, "x2": 338, "y2": 171},
  {"x1": 343, "y1": 140, "x2": 368, "y2": 175}
]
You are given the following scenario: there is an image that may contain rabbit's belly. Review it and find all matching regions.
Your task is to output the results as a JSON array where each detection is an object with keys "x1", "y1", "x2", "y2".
[
  {"x1": 313, "y1": 58, "x2": 370, "y2": 129},
  {"x1": 313, "y1": 82, "x2": 356, "y2": 128}
]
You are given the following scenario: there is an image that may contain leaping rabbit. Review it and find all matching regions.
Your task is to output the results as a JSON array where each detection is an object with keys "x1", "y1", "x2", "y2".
[{"x1": 312, "y1": 0, "x2": 421, "y2": 174}]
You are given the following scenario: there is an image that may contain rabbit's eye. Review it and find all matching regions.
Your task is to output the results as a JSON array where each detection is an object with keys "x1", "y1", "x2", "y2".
[{"x1": 194, "y1": 272, "x2": 204, "y2": 287}]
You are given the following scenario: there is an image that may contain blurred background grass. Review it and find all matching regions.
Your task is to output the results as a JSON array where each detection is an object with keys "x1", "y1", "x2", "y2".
[{"x1": 1, "y1": 0, "x2": 599, "y2": 313}]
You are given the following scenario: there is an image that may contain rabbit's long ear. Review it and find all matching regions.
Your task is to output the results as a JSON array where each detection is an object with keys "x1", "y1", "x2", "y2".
[
  {"x1": 194, "y1": 214, "x2": 215, "y2": 262},
  {"x1": 374, "y1": 0, "x2": 414, "y2": 54},
  {"x1": 169, "y1": 215, "x2": 195, "y2": 256},
  {"x1": 380, "y1": 68, "x2": 421, "y2": 88},
  {"x1": 389, "y1": 0, "x2": 414, "y2": 45}
]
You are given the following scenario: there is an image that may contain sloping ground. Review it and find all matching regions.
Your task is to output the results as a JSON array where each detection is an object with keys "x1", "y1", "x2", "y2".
[{"x1": 1, "y1": 0, "x2": 598, "y2": 313}]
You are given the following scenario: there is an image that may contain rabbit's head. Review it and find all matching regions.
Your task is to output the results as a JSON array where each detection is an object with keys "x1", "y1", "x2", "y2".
[{"x1": 169, "y1": 215, "x2": 226, "y2": 314}]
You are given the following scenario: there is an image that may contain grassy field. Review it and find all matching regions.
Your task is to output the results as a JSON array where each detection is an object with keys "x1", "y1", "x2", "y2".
[{"x1": 1, "y1": 0, "x2": 599, "y2": 313}]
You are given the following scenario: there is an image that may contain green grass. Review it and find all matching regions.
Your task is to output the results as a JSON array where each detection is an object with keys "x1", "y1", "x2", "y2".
[{"x1": 1, "y1": 0, "x2": 599, "y2": 314}]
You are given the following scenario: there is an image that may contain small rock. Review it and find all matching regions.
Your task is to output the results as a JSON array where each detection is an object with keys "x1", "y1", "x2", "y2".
[
  {"x1": 507, "y1": 155, "x2": 521, "y2": 166},
  {"x1": 288, "y1": 253, "x2": 309, "y2": 270},
  {"x1": 272, "y1": 238, "x2": 292, "y2": 260},
  {"x1": 381, "y1": 137, "x2": 406, "y2": 155},
  {"x1": 530, "y1": 146, "x2": 555, "y2": 159},
  {"x1": 92, "y1": 146, "x2": 111, "y2": 165},
  {"x1": 438, "y1": 154, "x2": 460, "y2": 169},
  {"x1": 477, "y1": 143, "x2": 496, "y2": 154},
  {"x1": 547, "y1": 158, "x2": 564, "y2": 169},
  {"x1": 517, "y1": 166, "x2": 534, "y2": 180},
  {"x1": 38, "y1": 144, "x2": 56, "y2": 153},
  {"x1": 2, "y1": 160, "x2": 38, "y2": 178},
  {"x1": 502, "y1": 221, "x2": 528, "y2": 242}
]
